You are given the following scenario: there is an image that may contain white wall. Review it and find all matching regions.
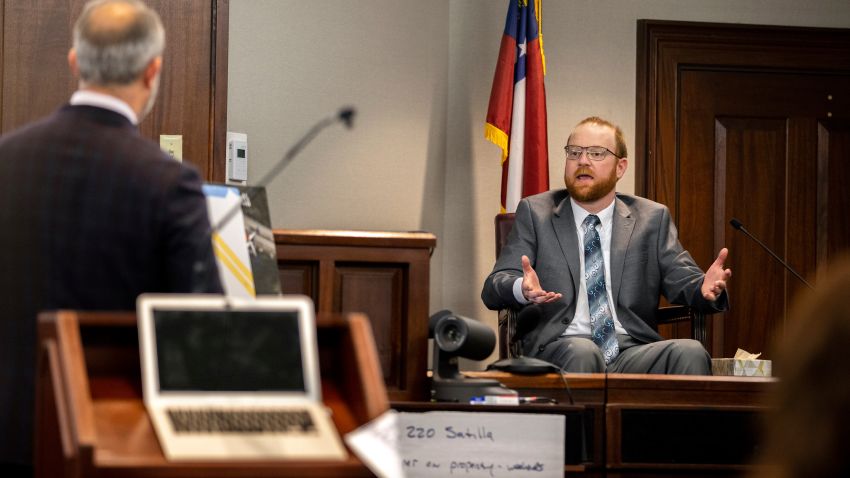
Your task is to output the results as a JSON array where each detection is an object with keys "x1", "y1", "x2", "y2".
[
  {"x1": 226, "y1": 0, "x2": 450, "y2": 232},
  {"x1": 228, "y1": 0, "x2": 850, "y2": 365}
]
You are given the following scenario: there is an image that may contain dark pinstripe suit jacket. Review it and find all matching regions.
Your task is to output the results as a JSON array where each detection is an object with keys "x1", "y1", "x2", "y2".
[
  {"x1": 0, "y1": 104, "x2": 222, "y2": 466},
  {"x1": 481, "y1": 189, "x2": 728, "y2": 358}
]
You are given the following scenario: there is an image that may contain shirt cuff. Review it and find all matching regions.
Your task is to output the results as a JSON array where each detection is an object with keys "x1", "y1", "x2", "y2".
[{"x1": 512, "y1": 278, "x2": 529, "y2": 305}]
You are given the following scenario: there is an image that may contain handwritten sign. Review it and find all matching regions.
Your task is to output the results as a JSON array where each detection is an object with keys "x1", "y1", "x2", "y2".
[{"x1": 345, "y1": 410, "x2": 565, "y2": 478}]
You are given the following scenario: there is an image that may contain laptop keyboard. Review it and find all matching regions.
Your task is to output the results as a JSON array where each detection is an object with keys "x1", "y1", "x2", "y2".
[{"x1": 167, "y1": 408, "x2": 316, "y2": 434}]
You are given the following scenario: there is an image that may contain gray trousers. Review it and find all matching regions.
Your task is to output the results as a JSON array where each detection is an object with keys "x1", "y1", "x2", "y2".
[{"x1": 535, "y1": 334, "x2": 711, "y2": 375}]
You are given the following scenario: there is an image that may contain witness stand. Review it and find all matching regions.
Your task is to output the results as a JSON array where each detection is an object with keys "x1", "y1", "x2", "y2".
[
  {"x1": 604, "y1": 374, "x2": 774, "y2": 477},
  {"x1": 404, "y1": 371, "x2": 777, "y2": 477}
]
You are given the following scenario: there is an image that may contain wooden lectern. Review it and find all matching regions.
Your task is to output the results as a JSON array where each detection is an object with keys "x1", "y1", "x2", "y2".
[
  {"x1": 275, "y1": 229, "x2": 437, "y2": 402},
  {"x1": 35, "y1": 310, "x2": 388, "y2": 477}
]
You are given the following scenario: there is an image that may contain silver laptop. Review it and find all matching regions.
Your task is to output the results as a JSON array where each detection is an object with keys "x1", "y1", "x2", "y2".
[{"x1": 137, "y1": 294, "x2": 347, "y2": 461}]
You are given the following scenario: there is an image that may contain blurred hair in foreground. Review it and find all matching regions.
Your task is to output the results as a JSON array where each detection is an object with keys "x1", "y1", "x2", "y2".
[{"x1": 754, "y1": 255, "x2": 850, "y2": 478}]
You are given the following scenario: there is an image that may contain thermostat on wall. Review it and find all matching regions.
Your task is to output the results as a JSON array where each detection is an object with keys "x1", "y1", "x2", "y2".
[{"x1": 227, "y1": 132, "x2": 248, "y2": 183}]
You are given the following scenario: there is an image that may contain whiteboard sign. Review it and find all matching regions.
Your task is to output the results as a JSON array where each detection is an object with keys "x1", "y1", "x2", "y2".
[{"x1": 346, "y1": 410, "x2": 565, "y2": 478}]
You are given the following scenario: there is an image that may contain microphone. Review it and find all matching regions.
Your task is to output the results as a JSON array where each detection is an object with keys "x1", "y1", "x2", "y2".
[
  {"x1": 729, "y1": 218, "x2": 814, "y2": 290},
  {"x1": 193, "y1": 106, "x2": 356, "y2": 293},
  {"x1": 338, "y1": 108, "x2": 355, "y2": 129}
]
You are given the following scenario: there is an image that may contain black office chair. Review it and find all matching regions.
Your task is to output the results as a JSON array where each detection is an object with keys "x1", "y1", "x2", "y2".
[{"x1": 494, "y1": 213, "x2": 707, "y2": 359}]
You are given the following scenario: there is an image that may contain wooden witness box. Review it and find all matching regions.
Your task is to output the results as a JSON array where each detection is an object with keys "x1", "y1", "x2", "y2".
[
  {"x1": 275, "y1": 229, "x2": 437, "y2": 402},
  {"x1": 459, "y1": 371, "x2": 776, "y2": 477},
  {"x1": 35, "y1": 310, "x2": 389, "y2": 478}
]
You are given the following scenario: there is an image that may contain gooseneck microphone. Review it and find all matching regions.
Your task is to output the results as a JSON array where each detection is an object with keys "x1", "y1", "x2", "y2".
[
  {"x1": 193, "y1": 106, "x2": 356, "y2": 293},
  {"x1": 729, "y1": 218, "x2": 814, "y2": 290},
  {"x1": 212, "y1": 107, "x2": 357, "y2": 232}
]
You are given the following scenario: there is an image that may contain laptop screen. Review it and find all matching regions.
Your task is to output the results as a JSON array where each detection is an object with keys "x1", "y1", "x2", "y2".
[{"x1": 153, "y1": 309, "x2": 306, "y2": 393}]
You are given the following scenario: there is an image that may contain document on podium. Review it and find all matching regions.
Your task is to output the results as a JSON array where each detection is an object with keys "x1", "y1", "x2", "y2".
[
  {"x1": 227, "y1": 185, "x2": 281, "y2": 295},
  {"x1": 203, "y1": 184, "x2": 255, "y2": 298}
]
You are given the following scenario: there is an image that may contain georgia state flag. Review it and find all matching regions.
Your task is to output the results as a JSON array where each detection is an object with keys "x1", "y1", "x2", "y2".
[{"x1": 484, "y1": 0, "x2": 549, "y2": 213}]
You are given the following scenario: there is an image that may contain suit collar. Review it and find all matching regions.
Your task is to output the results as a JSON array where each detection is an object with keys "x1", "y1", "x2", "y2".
[
  {"x1": 61, "y1": 104, "x2": 137, "y2": 129},
  {"x1": 610, "y1": 195, "x2": 635, "y2": 305},
  {"x1": 552, "y1": 194, "x2": 581, "y2": 294},
  {"x1": 70, "y1": 90, "x2": 139, "y2": 125}
]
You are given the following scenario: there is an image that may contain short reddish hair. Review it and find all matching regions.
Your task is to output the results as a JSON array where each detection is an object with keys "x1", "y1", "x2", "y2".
[{"x1": 568, "y1": 116, "x2": 628, "y2": 158}]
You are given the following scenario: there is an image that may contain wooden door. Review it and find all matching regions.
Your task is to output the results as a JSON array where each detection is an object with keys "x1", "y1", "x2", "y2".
[
  {"x1": 637, "y1": 21, "x2": 850, "y2": 358},
  {"x1": 0, "y1": 0, "x2": 228, "y2": 181}
]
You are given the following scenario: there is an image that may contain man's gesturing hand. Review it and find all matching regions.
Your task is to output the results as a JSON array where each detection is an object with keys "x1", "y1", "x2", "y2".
[
  {"x1": 521, "y1": 255, "x2": 562, "y2": 304},
  {"x1": 702, "y1": 247, "x2": 732, "y2": 301}
]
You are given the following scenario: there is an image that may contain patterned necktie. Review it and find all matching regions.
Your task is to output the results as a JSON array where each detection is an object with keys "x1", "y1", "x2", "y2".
[{"x1": 582, "y1": 214, "x2": 619, "y2": 364}]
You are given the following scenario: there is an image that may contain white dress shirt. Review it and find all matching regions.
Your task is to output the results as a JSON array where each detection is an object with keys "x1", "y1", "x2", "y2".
[
  {"x1": 70, "y1": 90, "x2": 138, "y2": 125},
  {"x1": 562, "y1": 198, "x2": 627, "y2": 336}
]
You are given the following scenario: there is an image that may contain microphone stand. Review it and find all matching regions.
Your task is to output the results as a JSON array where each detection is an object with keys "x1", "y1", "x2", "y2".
[
  {"x1": 729, "y1": 218, "x2": 814, "y2": 290},
  {"x1": 213, "y1": 107, "x2": 355, "y2": 232},
  {"x1": 194, "y1": 107, "x2": 356, "y2": 295}
]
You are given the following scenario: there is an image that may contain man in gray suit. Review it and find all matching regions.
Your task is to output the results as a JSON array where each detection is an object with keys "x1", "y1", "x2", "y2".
[{"x1": 481, "y1": 116, "x2": 731, "y2": 374}]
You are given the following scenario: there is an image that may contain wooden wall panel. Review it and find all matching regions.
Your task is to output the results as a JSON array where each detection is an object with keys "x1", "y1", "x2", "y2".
[
  {"x1": 141, "y1": 0, "x2": 213, "y2": 178},
  {"x1": 822, "y1": 120, "x2": 850, "y2": 264},
  {"x1": 786, "y1": 117, "x2": 819, "y2": 308},
  {"x1": 1, "y1": 0, "x2": 78, "y2": 131},
  {"x1": 275, "y1": 230, "x2": 436, "y2": 401},
  {"x1": 716, "y1": 118, "x2": 788, "y2": 354},
  {"x1": 334, "y1": 266, "x2": 404, "y2": 388},
  {"x1": 0, "y1": 0, "x2": 227, "y2": 181},
  {"x1": 278, "y1": 261, "x2": 318, "y2": 303}
]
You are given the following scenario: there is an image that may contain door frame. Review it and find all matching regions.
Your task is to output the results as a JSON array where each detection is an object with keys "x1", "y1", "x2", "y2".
[
  {"x1": 634, "y1": 20, "x2": 850, "y2": 355},
  {"x1": 635, "y1": 20, "x2": 850, "y2": 203}
]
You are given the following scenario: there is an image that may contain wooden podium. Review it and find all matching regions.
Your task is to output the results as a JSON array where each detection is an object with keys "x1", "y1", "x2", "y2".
[
  {"x1": 275, "y1": 229, "x2": 437, "y2": 402},
  {"x1": 35, "y1": 310, "x2": 389, "y2": 477}
]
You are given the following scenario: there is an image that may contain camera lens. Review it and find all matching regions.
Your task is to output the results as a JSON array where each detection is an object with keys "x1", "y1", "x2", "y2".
[
  {"x1": 434, "y1": 315, "x2": 496, "y2": 360},
  {"x1": 443, "y1": 324, "x2": 462, "y2": 344},
  {"x1": 435, "y1": 318, "x2": 467, "y2": 353}
]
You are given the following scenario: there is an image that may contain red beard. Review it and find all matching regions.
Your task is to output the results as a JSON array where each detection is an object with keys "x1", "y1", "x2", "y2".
[{"x1": 565, "y1": 166, "x2": 619, "y2": 202}]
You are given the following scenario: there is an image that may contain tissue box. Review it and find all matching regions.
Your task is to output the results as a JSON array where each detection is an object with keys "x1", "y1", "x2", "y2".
[{"x1": 711, "y1": 358, "x2": 772, "y2": 377}]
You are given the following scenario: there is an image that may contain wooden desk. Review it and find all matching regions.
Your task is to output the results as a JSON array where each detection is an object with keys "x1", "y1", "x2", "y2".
[
  {"x1": 605, "y1": 374, "x2": 775, "y2": 477},
  {"x1": 35, "y1": 311, "x2": 388, "y2": 478},
  {"x1": 437, "y1": 372, "x2": 776, "y2": 477},
  {"x1": 275, "y1": 229, "x2": 436, "y2": 402}
]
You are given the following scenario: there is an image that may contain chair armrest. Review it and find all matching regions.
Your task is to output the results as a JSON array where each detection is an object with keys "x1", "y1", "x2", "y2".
[
  {"x1": 498, "y1": 305, "x2": 543, "y2": 358},
  {"x1": 656, "y1": 305, "x2": 706, "y2": 347},
  {"x1": 497, "y1": 308, "x2": 522, "y2": 358}
]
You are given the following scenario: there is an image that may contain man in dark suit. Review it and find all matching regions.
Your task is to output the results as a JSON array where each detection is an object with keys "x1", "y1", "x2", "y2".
[
  {"x1": 482, "y1": 116, "x2": 731, "y2": 374},
  {"x1": 0, "y1": 1, "x2": 222, "y2": 475}
]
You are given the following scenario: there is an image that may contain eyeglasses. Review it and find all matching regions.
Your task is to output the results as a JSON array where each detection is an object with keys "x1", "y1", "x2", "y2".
[{"x1": 564, "y1": 145, "x2": 620, "y2": 161}]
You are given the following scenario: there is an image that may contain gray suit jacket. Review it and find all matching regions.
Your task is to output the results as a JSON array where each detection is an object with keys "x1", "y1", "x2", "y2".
[{"x1": 481, "y1": 189, "x2": 728, "y2": 357}]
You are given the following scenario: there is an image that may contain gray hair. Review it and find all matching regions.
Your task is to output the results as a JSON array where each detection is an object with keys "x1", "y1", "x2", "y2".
[{"x1": 73, "y1": 0, "x2": 165, "y2": 85}]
